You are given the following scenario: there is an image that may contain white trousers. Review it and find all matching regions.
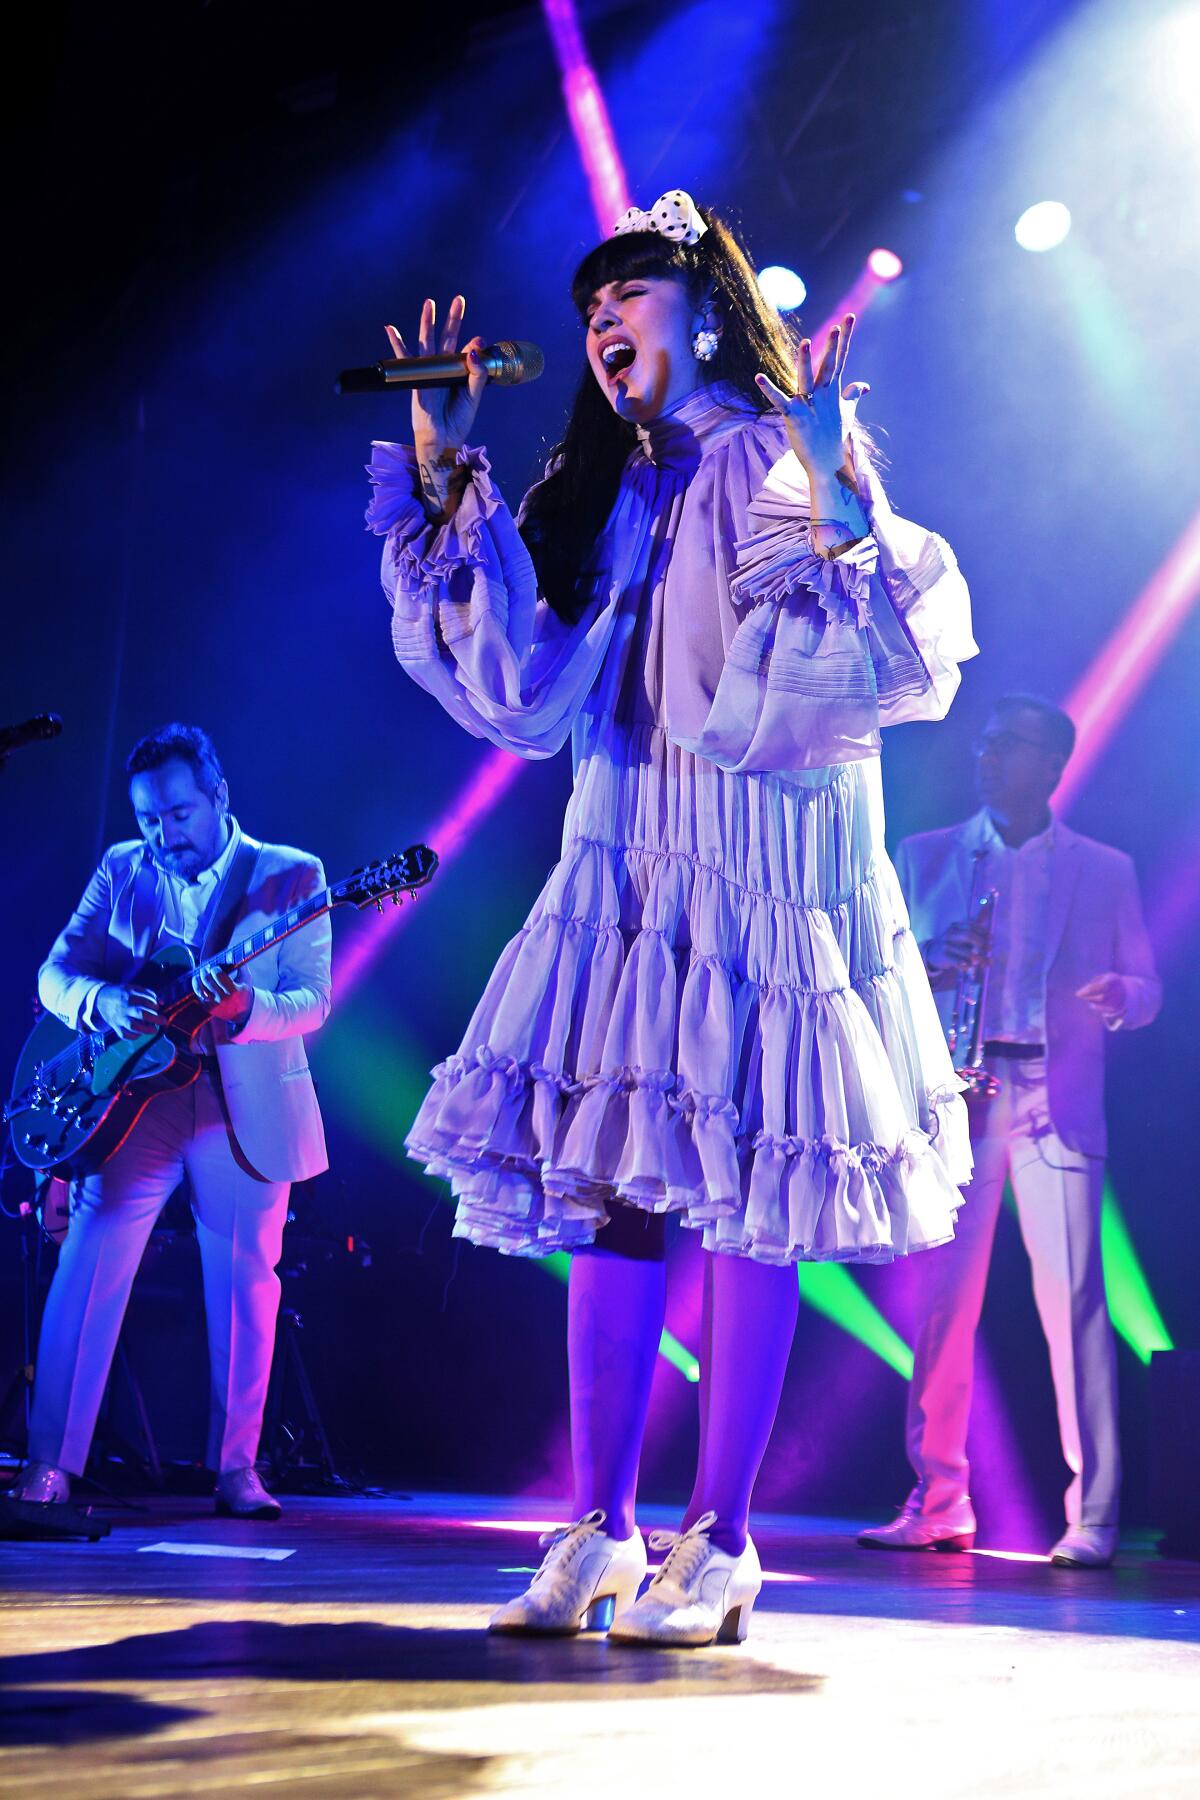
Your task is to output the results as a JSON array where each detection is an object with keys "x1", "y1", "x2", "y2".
[
  {"x1": 29, "y1": 1071, "x2": 289, "y2": 1477},
  {"x1": 905, "y1": 1058, "x2": 1120, "y2": 1528}
]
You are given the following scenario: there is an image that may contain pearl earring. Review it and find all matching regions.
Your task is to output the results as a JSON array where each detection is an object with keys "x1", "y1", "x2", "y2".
[{"x1": 692, "y1": 327, "x2": 719, "y2": 363}]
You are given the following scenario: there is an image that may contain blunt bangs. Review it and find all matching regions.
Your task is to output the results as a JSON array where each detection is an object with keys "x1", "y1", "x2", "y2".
[{"x1": 570, "y1": 231, "x2": 705, "y2": 317}]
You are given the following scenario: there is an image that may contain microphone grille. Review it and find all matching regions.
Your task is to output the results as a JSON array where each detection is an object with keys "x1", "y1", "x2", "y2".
[{"x1": 489, "y1": 340, "x2": 545, "y2": 386}]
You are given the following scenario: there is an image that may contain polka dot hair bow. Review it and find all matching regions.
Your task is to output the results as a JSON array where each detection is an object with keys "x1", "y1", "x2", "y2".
[{"x1": 611, "y1": 189, "x2": 708, "y2": 245}]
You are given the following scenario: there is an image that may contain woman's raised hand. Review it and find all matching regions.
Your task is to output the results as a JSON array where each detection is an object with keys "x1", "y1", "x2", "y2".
[
  {"x1": 385, "y1": 295, "x2": 489, "y2": 455},
  {"x1": 755, "y1": 313, "x2": 869, "y2": 477}
]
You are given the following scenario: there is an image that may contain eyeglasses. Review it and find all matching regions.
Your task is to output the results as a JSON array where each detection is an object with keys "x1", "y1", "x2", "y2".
[{"x1": 973, "y1": 731, "x2": 1048, "y2": 758}]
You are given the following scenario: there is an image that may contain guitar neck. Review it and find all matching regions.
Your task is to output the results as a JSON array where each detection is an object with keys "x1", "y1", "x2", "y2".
[
  {"x1": 98, "y1": 850, "x2": 428, "y2": 1029},
  {"x1": 25, "y1": 848, "x2": 432, "y2": 1093},
  {"x1": 218, "y1": 890, "x2": 335, "y2": 971},
  {"x1": 177, "y1": 889, "x2": 337, "y2": 997},
  {"x1": 137, "y1": 895, "x2": 333, "y2": 1019}
]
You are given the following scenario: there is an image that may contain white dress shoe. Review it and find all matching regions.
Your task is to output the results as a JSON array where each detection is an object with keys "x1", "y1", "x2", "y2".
[
  {"x1": 7, "y1": 1461, "x2": 71, "y2": 1505},
  {"x1": 607, "y1": 1511, "x2": 762, "y2": 1648},
  {"x1": 1050, "y1": 1524, "x2": 1117, "y2": 1568},
  {"x1": 215, "y1": 1467, "x2": 282, "y2": 1519},
  {"x1": 857, "y1": 1503, "x2": 976, "y2": 1552},
  {"x1": 489, "y1": 1509, "x2": 647, "y2": 1635}
]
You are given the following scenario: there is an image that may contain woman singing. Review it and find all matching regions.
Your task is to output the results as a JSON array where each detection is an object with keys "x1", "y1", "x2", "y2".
[{"x1": 365, "y1": 189, "x2": 976, "y2": 1647}]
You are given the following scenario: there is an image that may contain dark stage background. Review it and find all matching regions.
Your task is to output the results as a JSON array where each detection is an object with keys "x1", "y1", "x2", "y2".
[{"x1": 2, "y1": 0, "x2": 1196, "y2": 1542}]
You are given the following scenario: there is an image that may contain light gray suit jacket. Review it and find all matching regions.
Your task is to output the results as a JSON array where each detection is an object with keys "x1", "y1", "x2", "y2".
[
  {"x1": 894, "y1": 812, "x2": 1161, "y2": 1157},
  {"x1": 38, "y1": 834, "x2": 332, "y2": 1182}
]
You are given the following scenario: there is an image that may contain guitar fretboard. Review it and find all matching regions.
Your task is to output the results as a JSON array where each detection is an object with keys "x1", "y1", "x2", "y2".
[
  {"x1": 160, "y1": 879, "x2": 363, "y2": 1005},
  {"x1": 204, "y1": 891, "x2": 333, "y2": 978}
]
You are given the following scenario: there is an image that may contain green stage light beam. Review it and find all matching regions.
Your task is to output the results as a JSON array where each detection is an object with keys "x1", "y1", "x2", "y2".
[
  {"x1": 541, "y1": 1252, "x2": 701, "y2": 1382},
  {"x1": 1101, "y1": 1182, "x2": 1174, "y2": 1365},
  {"x1": 1004, "y1": 1180, "x2": 1173, "y2": 1365},
  {"x1": 796, "y1": 1263, "x2": 914, "y2": 1380},
  {"x1": 320, "y1": 1007, "x2": 701, "y2": 1381}
]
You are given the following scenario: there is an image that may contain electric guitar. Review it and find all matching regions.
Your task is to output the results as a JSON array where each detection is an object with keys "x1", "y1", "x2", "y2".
[{"x1": 5, "y1": 845, "x2": 437, "y2": 1178}]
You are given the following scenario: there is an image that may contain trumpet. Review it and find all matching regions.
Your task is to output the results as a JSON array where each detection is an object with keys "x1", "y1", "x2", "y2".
[{"x1": 946, "y1": 851, "x2": 1000, "y2": 1100}]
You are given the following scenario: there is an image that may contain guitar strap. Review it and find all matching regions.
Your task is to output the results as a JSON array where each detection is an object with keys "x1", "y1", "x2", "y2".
[{"x1": 198, "y1": 835, "x2": 262, "y2": 963}]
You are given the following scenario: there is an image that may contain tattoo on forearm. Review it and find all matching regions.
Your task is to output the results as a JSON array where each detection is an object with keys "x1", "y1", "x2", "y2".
[
  {"x1": 810, "y1": 500, "x2": 868, "y2": 558},
  {"x1": 418, "y1": 449, "x2": 468, "y2": 521}
]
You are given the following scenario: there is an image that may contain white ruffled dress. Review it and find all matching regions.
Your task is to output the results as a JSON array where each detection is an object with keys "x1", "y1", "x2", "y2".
[{"x1": 366, "y1": 382, "x2": 978, "y2": 1263}]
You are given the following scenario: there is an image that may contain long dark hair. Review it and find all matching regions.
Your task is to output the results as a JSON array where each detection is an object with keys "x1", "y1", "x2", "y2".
[{"x1": 519, "y1": 212, "x2": 800, "y2": 621}]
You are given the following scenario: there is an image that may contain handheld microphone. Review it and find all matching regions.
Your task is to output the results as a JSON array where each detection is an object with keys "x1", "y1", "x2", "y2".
[
  {"x1": 0, "y1": 713, "x2": 63, "y2": 758},
  {"x1": 337, "y1": 340, "x2": 545, "y2": 395}
]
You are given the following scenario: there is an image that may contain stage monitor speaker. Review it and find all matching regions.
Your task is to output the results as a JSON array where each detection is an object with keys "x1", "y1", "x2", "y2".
[{"x1": 1150, "y1": 1349, "x2": 1200, "y2": 1560}]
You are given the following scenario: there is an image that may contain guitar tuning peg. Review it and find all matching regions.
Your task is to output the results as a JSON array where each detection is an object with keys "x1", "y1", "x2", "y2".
[
  {"x1": 375, "y1": 898, "x2": 384, "y2": 913},
  {"x1": 390, "y1": 892, "x2": 400, "y2": 906}
]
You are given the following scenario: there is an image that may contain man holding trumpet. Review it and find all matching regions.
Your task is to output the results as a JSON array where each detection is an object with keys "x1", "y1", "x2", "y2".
[{"x1": 859, "y1": 696, "x2": 1160, "y2": 1567}]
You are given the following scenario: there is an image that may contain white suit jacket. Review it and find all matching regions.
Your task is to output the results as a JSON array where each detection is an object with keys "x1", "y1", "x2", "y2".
[
  {"x1": 38, "y1": 834, "x2": 331, "y2": 1182},
  {"x1": 894, "y1": 812, "x2": 1160, "y2": 1157}
]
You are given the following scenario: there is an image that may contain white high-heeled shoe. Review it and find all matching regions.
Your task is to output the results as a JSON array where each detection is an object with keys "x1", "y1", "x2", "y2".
[
  {"x1": 488, "y1": 1509, "x2": 648, "y2": 1635},
  {"x1": 608, "y1": 1511, "x2": 762, "y2": 1647}
]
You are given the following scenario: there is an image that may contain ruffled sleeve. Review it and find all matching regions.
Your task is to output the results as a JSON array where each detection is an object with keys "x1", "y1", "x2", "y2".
[
  {"x1": 365, "y1": 441, "x2": 621, "y2": 760},
  {"x1": 674, "y1": 421, "x2": 976, "y2": 774},
  {"x1": 848, "y1": 434, "x2": 978, "y2": 726}
]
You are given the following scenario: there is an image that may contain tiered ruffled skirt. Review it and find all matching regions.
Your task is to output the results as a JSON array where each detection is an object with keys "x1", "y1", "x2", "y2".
[{"x1": 407, "y1": 719, "x2": 970, "y2": 1262}]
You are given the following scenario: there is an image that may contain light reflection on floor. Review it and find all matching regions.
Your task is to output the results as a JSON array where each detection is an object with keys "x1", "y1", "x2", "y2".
[
  {"x1": 445, "y1": 1514, "x2": 816, "y2": 1583},
  {"x1": 453, "y1": 1512, "x2": 1054, "y2": 1571},
  {"x1": 967, "y1": 1546, "x2": 1051, "y2": 1564},
  {"x1": 1, "y1": 1493, "x2": 1197, "y2": 1797}
]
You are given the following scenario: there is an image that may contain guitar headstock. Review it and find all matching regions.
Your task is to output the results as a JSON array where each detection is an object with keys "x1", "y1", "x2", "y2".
[{"x1": 334, "y1": 845, "x2": 439, "y2": 911}]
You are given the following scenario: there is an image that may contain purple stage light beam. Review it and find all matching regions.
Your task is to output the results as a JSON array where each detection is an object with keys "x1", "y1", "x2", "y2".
[
  {"x1": 1057, "y1": 506, "x2": 1200, "y2": 813},
  {"x1": 1146, "y1": 815, "x2": 1200, "y2": 971},
  {"x1": 541, "y1": 0, "x2": 631, "y2": 233},
  {"x1": 336, "y1": 0, "x2": 630, "y2": 1004},
  {"x1": 969, "y1": 1340, "x2": 1047, "y2": 1554},
  {"x1": 334, "y1": 745, "x2": 525, "y2": 1002}
]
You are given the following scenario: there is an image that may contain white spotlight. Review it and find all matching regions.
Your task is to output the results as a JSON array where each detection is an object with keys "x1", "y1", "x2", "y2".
[
  {"x1": 1014, "y1": 200, "x2": 1072, "y2": 253},
  {"x1": 757, "y1": 265, "x2": 807, "y2": 312}
]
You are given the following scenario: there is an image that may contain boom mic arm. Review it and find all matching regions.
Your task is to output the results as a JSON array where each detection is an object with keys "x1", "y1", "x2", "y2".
[{"x1": 0, "y1": 713, "x2": 63, "y2": 762}]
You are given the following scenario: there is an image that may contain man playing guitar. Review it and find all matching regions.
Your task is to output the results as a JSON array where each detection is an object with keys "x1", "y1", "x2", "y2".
[{"x1": 9, "y1": 722, "x2": 332, "y2": 1519}]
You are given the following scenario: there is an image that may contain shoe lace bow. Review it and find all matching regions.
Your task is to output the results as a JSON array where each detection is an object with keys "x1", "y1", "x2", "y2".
[
  {"x1": 646, "y1": 1509, "x2": 718, "y2": 1595},
  {"x1": 531, "y1": 1508, "x2": 606, "y2": 1583}
]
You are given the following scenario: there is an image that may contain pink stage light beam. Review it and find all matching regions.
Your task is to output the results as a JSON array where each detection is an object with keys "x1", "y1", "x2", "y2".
[
  {"x1": 541, "y1": 0, "x2": 631, "y2": 233},
  {"x1": 335, "y1": 745, "x2": 525, "y2": 1002},
  {"x1": 813, "y1": 248, "x2": 904, "y2": 348},
  {"x1": 1057, "y1": 505, "x2": 1200, "y2": 813}
]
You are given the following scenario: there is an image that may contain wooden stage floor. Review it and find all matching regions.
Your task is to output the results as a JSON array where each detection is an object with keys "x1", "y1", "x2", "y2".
[{"x1": 2, "y1": 1489, "x2": 1198, "y2": 1798}]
